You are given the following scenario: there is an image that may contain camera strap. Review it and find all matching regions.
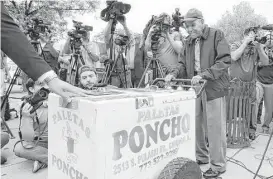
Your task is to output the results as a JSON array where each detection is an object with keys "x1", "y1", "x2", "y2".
[{"x1": 16, "y1": 102, "x2": 48, "y2": 150}]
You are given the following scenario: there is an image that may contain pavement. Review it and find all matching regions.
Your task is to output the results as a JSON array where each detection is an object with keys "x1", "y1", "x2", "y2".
[{"x1": 1, "y1": 84, "x2": 273, "y2": 179}]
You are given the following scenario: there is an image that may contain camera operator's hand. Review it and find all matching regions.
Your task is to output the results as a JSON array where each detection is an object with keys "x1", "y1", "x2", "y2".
[
  {"x1": 117, "y1": 15, "x2": 126, "y2": 26},
  {"x1": 21, "y1": 103, "x2": 35, "y2": 117},
  {"x1": 147, "y1": 51, "x2": 153, "y2": 58},
  {"x1": 42, "y1": 101, "x2": 48, "y2": 108},
  {"x1": 243, "y1": 32, "x2": 255, "y2": 45},
  {"x1": 110, "y1": 14, "x2": 116, "y2": 19},
  {"x1": 99, "y1": 54, "x2": 109, "y2": 63},
  {"x1": 58, "y1": 55, "x2": 70, "y2": 65},
  {"x1": 254, "y1": 41, "x2": 265, "y2": 50}
]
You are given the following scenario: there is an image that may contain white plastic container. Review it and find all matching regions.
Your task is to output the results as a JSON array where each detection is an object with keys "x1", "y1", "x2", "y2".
[{"x1": 48, "y1": 88, "x2": 196, "y2": 179}]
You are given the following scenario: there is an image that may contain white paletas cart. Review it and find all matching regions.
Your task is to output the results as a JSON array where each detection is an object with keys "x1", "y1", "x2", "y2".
[{"x1": 48, "y1": 79, "x2": 206, "y2": 179}]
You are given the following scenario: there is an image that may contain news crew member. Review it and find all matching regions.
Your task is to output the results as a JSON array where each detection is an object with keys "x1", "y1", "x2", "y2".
[
  {"x1": 256, "y1": 34, "x2": 273, "y2": 133},
  {"x1": 1, "y1": 3, "x2": 90, "y2": 100},
  {"x1": 229, "y1": 28, "x2": 269, "y2": 139},
  {"x1": 13, "y1": 79, "x2": 48, "y2": 173},
  {"x1": 144, "y1": 13, "x2": 183, "y2": 77},
  {"x1": 103, "y1": 14, "x2": 135, "y2": 88},
  {"x1": 165, "y1": 9, "x2": 231, "y2": 178}
]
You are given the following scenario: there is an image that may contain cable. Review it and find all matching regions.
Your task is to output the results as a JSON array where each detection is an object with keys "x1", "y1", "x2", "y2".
[
  {"x1": 227, "y1": 157, "x2": 266, "y2": 179},
  {"x1": 225, "y1": 134, "x2": 273, "y2": 179},
  {"x1": 253, "y1": 128, "x2": 273, "y2": 179}
]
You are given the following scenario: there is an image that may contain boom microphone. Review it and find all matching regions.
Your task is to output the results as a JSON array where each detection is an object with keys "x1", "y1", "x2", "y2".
[{"x1": 261, "y1": 24, "x2": 273, "y2": 31}]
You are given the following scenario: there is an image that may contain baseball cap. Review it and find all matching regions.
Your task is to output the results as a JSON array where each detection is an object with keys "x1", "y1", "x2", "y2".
[
  {"x1": 184, "y1": 8, "x2": 203, "y2": 22},
  {"x1": 78, "y1": 65, "x2": 96, "y2": 76}
]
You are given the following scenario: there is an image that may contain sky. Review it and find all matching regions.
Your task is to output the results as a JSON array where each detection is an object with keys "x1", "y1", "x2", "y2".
[{"x1": 66, "y1": 0, "x2": 273, "y2": 37}]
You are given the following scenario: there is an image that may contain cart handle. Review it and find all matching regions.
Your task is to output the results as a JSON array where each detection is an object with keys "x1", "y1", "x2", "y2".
[{"x1": 152, "y1": 78, "x2": 207, "y2": 98}]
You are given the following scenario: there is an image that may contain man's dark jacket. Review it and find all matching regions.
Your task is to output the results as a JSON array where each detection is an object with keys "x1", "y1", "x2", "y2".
[
  {"x1": 171, "y1": 25, "x2": 231, "y2": 101},
  {"x1": 42, "y1": 42, "x2": 59, "y2": 74}
]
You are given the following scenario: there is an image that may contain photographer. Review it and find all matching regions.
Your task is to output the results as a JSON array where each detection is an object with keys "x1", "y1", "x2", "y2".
[
  {"x1": 229, "y1": 27, "x2": 269, "y2": 139},
  {"x1": 230, "y1": 28, "x2": 269, "y2": 81},
  {"x1": 13, "y1": 78, "x2": 48, "y2": 173},
  {"x1": 103, "y1": 15, "x2": 135, "y2": 88},
  {"x1": 61, "y1": 31, "x2": 100, "y2": 68},
  {"x1": 144, "y1": 13, "x2": 183, "y2": 77},
  {"x1": 256, "y1": 34, "x2": 273, "y2": 133}
]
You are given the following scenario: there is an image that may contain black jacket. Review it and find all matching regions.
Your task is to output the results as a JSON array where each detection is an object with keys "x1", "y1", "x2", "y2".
[{"x1": 171, "y1": 25, "x2": 231, "y2": 101}]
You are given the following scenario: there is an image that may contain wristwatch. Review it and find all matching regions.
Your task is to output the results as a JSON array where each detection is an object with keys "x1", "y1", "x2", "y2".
[
  {"x1": 43, "y1": 73, "x2": 58, "y2": 85},
  {"x1": 37, "y1": 71, "x2": 58, "y2": 85}
]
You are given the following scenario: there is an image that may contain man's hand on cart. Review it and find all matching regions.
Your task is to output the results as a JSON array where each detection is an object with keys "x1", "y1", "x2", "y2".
[
  {"x1": 191, "y1": 75, "x2": 202, "y2": 85},
  {"x1": 164, "y1": 74, "x2": 175, "y2": 82}
]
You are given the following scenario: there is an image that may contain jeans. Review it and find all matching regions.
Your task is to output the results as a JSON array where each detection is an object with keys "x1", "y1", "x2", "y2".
[
  {"x1": 256, "y1": 81, "x2": 273, "y2": 128},
  {"x1": 14, "y1": 140, "x2": 48, "y2": 165},
  {"x1": 195, "y1": 91, "x2": 227, "y2": 172}
]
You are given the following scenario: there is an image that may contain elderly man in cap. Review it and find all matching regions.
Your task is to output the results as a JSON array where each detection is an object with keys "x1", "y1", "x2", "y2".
[
  {"x1": 103, "y1": 14, "x2": 135, "y2": 88},
  {"x1": 165, "y1": 8, "x2": 231, "y2": 178}
]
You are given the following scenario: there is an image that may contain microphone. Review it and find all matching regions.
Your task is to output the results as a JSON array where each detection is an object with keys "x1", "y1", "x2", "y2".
[{"x1": 261, "y1": 24, "x2": 273, "y2": 31}]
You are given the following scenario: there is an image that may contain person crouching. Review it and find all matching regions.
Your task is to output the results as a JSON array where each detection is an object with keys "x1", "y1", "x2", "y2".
[{"x1": 13, "y1": 78, "x2": 48, "y2": 173}]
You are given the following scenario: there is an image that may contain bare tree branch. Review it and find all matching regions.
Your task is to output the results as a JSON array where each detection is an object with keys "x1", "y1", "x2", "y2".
[
  {"x1": 28, "y1": 5, "x2": 45, "y2": 16},
  {"x1": 25, "y1": 0, "x2": 28, "y2": 15},
  {"x1": 28, "y1": 0, "x2": 33, "y2": 10},
  {"x1": 10, "y1": 0, "x2": 20, "y2": 14}
]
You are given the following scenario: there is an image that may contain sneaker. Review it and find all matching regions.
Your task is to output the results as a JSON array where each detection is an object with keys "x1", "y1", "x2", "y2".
[
  {"x1": 1, "y1": 156, "x2": 7, "y2": 164},
  {"x1": 32, "y1": 160, "x2": 47, "y2": 173},
  {"x1": 203, "y1": 168, "x2": 225, "y2": 178},
  {"x1": 196, "y1": 160, "x2": 209, "y2": 165},
  {"x1": 262, "y1": 126, "x2": 270, "y2": 134},
  {"x1": 249, "y1": 133, "x2": 256, "y2": 141}
]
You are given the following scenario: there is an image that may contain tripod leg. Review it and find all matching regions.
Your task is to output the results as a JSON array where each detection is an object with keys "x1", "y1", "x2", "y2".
[
  {"x1": 105, "y1": 57, "x2": 119, "y2": 85},
  {"x1": 156, "y1": 60, "x2": 165, "y2": 78},
  {"x1": 137, "y1": 59, "x2": 152, "y2": 88},
  {"x1": 70, "y1": 56, "x2": 78, "y2": 86}
]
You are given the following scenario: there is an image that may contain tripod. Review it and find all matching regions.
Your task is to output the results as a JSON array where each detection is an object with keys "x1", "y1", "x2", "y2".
[
  {"x1": 137, "y1": 52, "x2": 164, "y2": 88},
  {"x1": 101, "y1": 19, "x2": 131, "y2": 88},
  {"x1": 67, "y1": 46, "x2": 85, "y2": 86},
  {"x1": 1, "y1": 40, "x2": 45, "y2": 138}
]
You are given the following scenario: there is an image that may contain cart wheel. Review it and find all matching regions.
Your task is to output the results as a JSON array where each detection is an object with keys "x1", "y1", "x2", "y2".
[{"x1": 158, "y1": 157, "x2": 202, "y2": 179}]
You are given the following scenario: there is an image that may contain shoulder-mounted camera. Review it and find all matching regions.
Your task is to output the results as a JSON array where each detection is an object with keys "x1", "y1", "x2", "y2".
[
  {"x1": 67, "y1": 20, "x2": 93, "y2": 50},
  {"x1": 100, "y1": 0, "x2": 131, "y2": 22},
  {"x1": 172, "y1": 8, "x2": 184, "y2": 31},
  {"x1": 114, "y1": 34, "x2": 129, "y2": 46},
  {"x1": 24, "y1": 18, "x2": 51, "y2": 41}
]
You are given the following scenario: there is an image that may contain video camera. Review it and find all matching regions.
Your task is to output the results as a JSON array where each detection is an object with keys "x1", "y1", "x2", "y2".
[
  {"x1": 172, "y1": 8, "x2": 184, "y2": 31},
  {"x1": 24, "y1": 87, "x2": 50, "y2": 114},
  {"x1": 67, "y1": 20, "x2": 93, "y2": 50},
  {"x1": 25, "y1": 18, "x2": 51, "y2": 41},
  {"x1": 246, "y1": 26, "x2": 269, "y2": 45},
  {"x1": 100, "y1": 0, "x2": 131, "y2": 22},
  {"x1": 114, "y1": 34, "x2": 129, "y2": 46},
  {"x1": 150, "y1": 14, "x2": 171, "y2": 52}
]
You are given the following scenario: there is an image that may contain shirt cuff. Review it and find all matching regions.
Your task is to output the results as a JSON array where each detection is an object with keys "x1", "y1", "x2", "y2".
[{"x1": 37, "y1": 70, "x2": 58, "y2": 84}]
